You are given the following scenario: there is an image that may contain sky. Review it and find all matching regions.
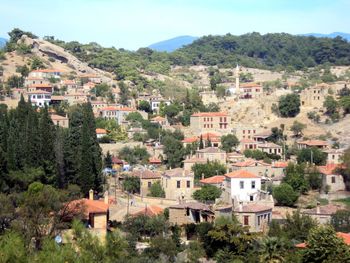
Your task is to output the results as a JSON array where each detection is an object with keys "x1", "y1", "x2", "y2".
[{"x1": 1, "y1": 0, "x2": 350, "y2": 50}]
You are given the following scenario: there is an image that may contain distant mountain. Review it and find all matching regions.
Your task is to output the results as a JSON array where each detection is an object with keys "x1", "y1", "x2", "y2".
[
  {"x1": 0, "y1": 38, "x2": 7, "y2": 49},
  {"x1": 301, "y1": 32, "x2": 350, "y2": 41},
  {"x1": 148, "y1": 35, "x2": 198, "y2": 52}
]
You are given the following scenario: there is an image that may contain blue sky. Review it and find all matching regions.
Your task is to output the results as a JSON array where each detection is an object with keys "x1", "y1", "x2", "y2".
[{"x1": 1, "y1": 0, "x2": 349, "y2": 50}]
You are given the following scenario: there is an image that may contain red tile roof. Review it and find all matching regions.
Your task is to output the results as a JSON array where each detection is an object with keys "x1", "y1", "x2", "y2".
[
  {"x1": 100, "y1": 106, "x2": 135, "y2": 112},
  {"x1": 234, "y1": 204, "x2": 272, "y2": 213},
  {"x1": 225, "y1": 170, "x2": 260, "y2": 179},
  {"x1": 272, "y1": 161, "x2": 289, "y2": 168},
  {"x1": 200, "y1": 175, "x2": 225, "y2": 184},
  {"x1": 232, "y1": 159, "x2": 270, "y2": 167},
  {"x1": 149, "y1": 157, "x2": 162, "y2": 164},
  {"x1": 182, "y1": 137, "x2": 198, "y2": 143},
  {"x1": 191, "y1": 112, "x2": 228, "y2": 117},
  {"x1": 183, "y1": 157, "x2": 206, "y2": 163},
  {"x1": 240, "y1": 83, "x2": 262, "y2": 88},
  {"x1": 131, "y1": 205, "x2": 164, "y2": 217},
  {"x1": 318, "y1": 163, "x2": 341, "y2": 175},
  {"x1": 96, "y1": 128, "x2": 107, "y2": 134},
  {"x1": 68, "y1": 198, "x2": 109, "y2": 218},
  {"x1": 296, "y1": 232, "x2": 350, "y2": 248}
]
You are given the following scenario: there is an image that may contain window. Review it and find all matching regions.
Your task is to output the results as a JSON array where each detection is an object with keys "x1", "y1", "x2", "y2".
[
  {"x1": 177, "y1": 181, "x2": 181, "y2": 188},
  {"x1": 331, "y1": 177, "x2": 336, "y2": 184},
  {"x1": 251, "y1": 181, "x2": 256, "y2": 189},
  {"x1": 243, "y1": 130, "x2": 245, "y2": 134},
  {"x1": 258, "y1": 215, "x2": 261, "y2": 226},
  {"x1": 148, "y1": 182, "x2": 152, "y2": 188},
  {"x1": 250, "y1": 195, "x2": 254, "y2": 201},
  {"x1": 211, "y1": 117, "x2": 213, "y2": 121},
  {"x1": 244, "y1": 216, "x2": 249, "y2": 225},
  {"x1": 187, "y1": 181, "x2": 191, "y2": 188},
  {"x1": 240, "y1": 181, "x2": 244, "y2": 189}
]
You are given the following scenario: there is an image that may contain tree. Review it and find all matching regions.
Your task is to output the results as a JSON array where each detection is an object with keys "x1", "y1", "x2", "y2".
[
  {"x1": 323, "y1": 95, "x2": 338, "y2": 115},
  {"x1": 118, "y1": 81, "x2": 130, "y2": 106},
  {"x1": 6, "y1": 75, "x2": 23, "y2": 88},
  {"x1": 290, "y1": 121, "x2": 306, "y2": 137},
  {"x1": 164, "y1": 104, "x2": 180, "y2": 124},
  {"x1": 272, "y1": 183, "x2": 299, "y2": 206},
  {"x1": 16, "y1": 65, "x2": 29, "y2": 78},
  {"x1": 297, "y1": 147, "x2": 327, "y2": 165},
  {"x1": 104, "y1": 151, "x2": 112, "y2": 169},
  {"x1": 302, "y1": 225, "x2": 350, "y2": 263},
  {"x1": 148, "y1": 181, "x2": 165, "y2": 197},
  {"x1": 192, "y1": 185, "x2": 222, "y2": 202},
  {"x1": 283, "y1": 163, "x2": 309, "y2": 194},
  {"x1": 278, "y1": 94, "x2": 300, "y2": 117},
  {"x1": 31, "y1": 57, "x2": 45, "y2": 70},
  {"x1": 123, "y1": 176, "x2": 140, "y2": 194},
  {"x1": 258, "y1": 237, "x2": 289, "y2": 263},
  {"x1": 220, "y1": 134, "x2": 239, "y2": 152},
  {"x1": 340, "y1": 96, "x2": 350, "y2": 115},
  {"x1": 138, "y1": 100, "x2": 152, "y2": 113},
  {"x1": 162, "y1": 135, "x2": 185, "y2": 168},
  {"x1": 331, "y1": 210, "x2": 350, "y2": 233},
  {"x1": 283, "y1": 210, "x2": 317, "y2": 242},
  {"x1": 192, "y1": 161, "x2": 226, "y2": 181}
]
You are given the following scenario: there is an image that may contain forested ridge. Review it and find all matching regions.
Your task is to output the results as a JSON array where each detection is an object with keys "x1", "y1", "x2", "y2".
[{"x1": 43, "y1": 32, "x2": 350, "y2": 77}]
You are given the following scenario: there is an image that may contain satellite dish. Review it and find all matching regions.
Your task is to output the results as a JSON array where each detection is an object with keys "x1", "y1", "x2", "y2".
[{"x1": 55, "y1": 235, "x2": 62, "y2": 244}]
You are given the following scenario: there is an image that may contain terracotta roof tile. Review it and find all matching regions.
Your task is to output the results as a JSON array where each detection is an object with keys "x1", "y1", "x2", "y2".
[
  {"x1": 96, "y1": 128, "x2": 107, "y2": 134},
  {"x1": 318, "y1": 164, "x2": 342, "y2": 175},
  {"x1": 200, "y1": 175, "x2": 225, "y2": 184},
  {"x1": 297, "y1": 140, "x2": 328, "y2": 146},
  {"x1": 225, "y1": 170, "x2": 260, "y2": 179},
  {"x1": 131, "y1": 205, "x2": 164, "y2": 217},
  {"x1": 234, "y1": 204, "x2": 272, "y2": 213}
]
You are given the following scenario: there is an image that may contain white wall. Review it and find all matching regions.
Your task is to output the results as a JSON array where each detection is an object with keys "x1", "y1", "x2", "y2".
[{"x1": 229, "y1": 178, "x2": 261, "y2": 202}]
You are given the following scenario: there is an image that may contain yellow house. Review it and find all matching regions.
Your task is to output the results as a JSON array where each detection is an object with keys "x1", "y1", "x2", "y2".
[{"x1": 161, "y1": 168, "x2": 195, "y2": 200}]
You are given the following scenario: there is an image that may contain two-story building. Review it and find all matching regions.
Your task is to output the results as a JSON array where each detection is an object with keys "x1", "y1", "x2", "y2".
[
  {"x1": 26, "y1": 90, "x2": 51, "y2": 107},
  {"x1": 297, "y1": 140, "x2": 329, "y2": 150},
  {"x1": 318, "y1": 163, "x2": 345, "y2": 193},
  {"x1": 190, "y1": 112, "x2": 231, "y2": 134},
  {"x1": 161, "y1": 168, "x2": 195, "y2": 200},
  {"x1": 234, "y1": 204, "x2": 272, "y2": 232},
  {"x1": 29, "y1": 69, "x2": 63, "y2": 79},
  {"x1": 51, "y1": 114, "x2": 69, "y2": 128},
  {"x1": 239, "y1": 83, "x2": 263, "y2": 99},
  {"x1": 196, "y1": 147, "x2": 227, "y2": 164},
  {"x1": 224, "y1": 170, "x2": 261, "y2": 204},
  {"x1": 300, "y1": 83, "x2": 330, "y2": 108},
  {"x1": 99, "y1": 106, "x2": 136, "y2": 125}
]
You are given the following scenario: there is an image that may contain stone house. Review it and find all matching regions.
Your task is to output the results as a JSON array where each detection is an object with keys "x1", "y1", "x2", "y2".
[
  {"x1": 91, "y1": 101, "x2": 108, "y2": 114},
  {"x1": 27, "y1": 83, "x2": 53, "y2": 93},
  {"x1": 24, "y1": 77, "x2": 49, "y2": 87},
  {"x1": 150, "y1": 116, "x2": 169, "y2": 126},
  {"x1": 182, "y1": 132, "x2": 222, "y2": 148},
  {"x1": 239, "y1": 83, "x2": 263, "y2": 99},
  {"x1": 300, "y1": 83, "x2": 330, "y2": 108},
  {"x1": 231, "y1": 159, "x2": 271, "y2": 177},
  {"x1": 29, "y1": 69, "x2": 63, "y2": 79},
  {"x1": 99, "y1": 106, "x2": 136, "y2": 124},
  {"x1": 50, "y1": 114, "x2": 69, "y2": 128},
  {"x1": 190, "y1": 112, "x2": 231, "y2": 134},
  {"x1": 318, "y1": 163, "x2": 345, "y2": 192},
  {"x1": 297, "y1": 140, "x2": 329, "y2": 150},
  {"x1": 234, "y1": 204, "x2": 272, "y2": 232},
  {"x1": 161, "y1": 168, "x2": 195, "y2": 200},
  {"x1": 233, "y1": 125, "x2": 260, "y2": 141},
  {"x1": 323, "y1": 149, "x2": 344, "y2": 165},
  {"x1": 183, "y1": 157, "x2": 206, "y2": 172},
  {"x1": 129, "y1": 169, "x2": 161, "y2": 197},
  {"x1": 64, "y1": 93, "x2": 90, "y2": 105},
  {"x1": 302, "y1": 204, "x2": 342, "y2": 224},
  {"x1": 257, "y1": 142, "x2": 283, "y2": 156},
  {"x1": 196, "y1": 147, "x2": 227, "y2": 164}
]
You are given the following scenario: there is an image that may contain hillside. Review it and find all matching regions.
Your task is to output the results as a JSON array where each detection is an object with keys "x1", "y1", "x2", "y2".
[{"x1": 148, "y1": 35, "x2": 198, "y2": 52}]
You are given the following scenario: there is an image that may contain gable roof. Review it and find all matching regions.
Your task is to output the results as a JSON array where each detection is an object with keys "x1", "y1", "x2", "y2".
[
  {"x1": 200, "y1": 175, "x2": 225, "y2": 184},
  {"x1": 272, "y1": 161, "x2": 289, "y2": 168},
  {"x1": 232, "y1": 159, "x2": 270, "y2": 167},
  {"x1": 225, "y1": 170, "x2": 260, "y2": 179},
  {"x1": 67, "y1": 198, "x2": 109, "y2": 218},
  {"x1": 197, "y1": 147, "x2": 225, "y2": 154},
  {"x1": 96, "y1": 128, "x2": 107, "y2": 134},
  {"x1": 297, "y1": 140, "x2": 328, "y2": 147},
  {"x1": 234, "y1": 204, "x2": 272, "y2": 213},
  {"x1": 131, "y1": 205, "x2": 164, "y2": 217},
  {"x1": 318, "y1": 163, "x2": 341, "y2": 175}
]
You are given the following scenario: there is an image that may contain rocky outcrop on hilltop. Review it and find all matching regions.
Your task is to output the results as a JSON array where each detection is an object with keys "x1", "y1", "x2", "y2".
[{"x1": 17, "y1": 35, "x2": 112, "y2": 83}]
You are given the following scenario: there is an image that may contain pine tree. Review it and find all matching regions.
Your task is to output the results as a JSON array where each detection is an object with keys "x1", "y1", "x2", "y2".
[
  {"x1": 104, "y1": 151, "x2": 112, "y2": 169},
  {"x1": 199, "y1": 135, "x2": 204, "y2": 149}
]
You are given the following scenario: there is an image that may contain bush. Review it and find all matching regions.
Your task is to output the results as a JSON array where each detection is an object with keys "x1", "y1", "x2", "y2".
[
  {"x1": 278, "y1": 94, "x2": 300, "y2": 117},
  {"x1": 147, "y1": 181, "x2": 165, "y2": 198},
  {"x1": 273, "y1": 183, "x2": 299, "y2": 206}
]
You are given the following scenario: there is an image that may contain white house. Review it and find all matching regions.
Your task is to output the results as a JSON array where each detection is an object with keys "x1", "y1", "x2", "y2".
[
  {"x1": 99, "y1": 106, "x2": 136, "y2": 124},
  {"x1": 224, "y1": 170, "x2": 261, "y2": 204},
  {"x1": 150, "y1": 96, "x2": 171, "y2": 112},
  {"x1": 26, "y1": 91, "x2": 51, "y2": 107}
]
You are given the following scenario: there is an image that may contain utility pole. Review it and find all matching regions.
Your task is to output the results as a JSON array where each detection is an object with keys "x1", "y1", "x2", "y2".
[
  {"x1": 114, "y1": 169, "x2": 117, "y2": 204},
  {"x1": 311, "y1": 149, "x2": 313, "y2": 165}
]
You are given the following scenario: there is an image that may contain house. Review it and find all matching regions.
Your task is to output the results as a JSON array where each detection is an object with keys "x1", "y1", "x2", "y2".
[
  {"x1": 190, "y1": 112, "x2": 231, "y2": 134},
  {"x1": 297, "y1": 140, "x2": 329, "y2": 150},
  {"x1": 168, "y1": 202, "x2": 215, "y2": 225},
  {"x1": 51, "y1": 114, "x2": 69, "y2": 128},
  {"x1": 111, "y1": 157, "x2": 124, "y2": 170},
  {"x1": 80, "y1": 74, "x2": 102, "y2": 84},
  {"x1": 196, "y1": 147, "x2": 227, "y2": 164},
  {"x1": 149, "y1": 96, "x2": 171, "y2": 112},
  {"x1": 26, "y1": 90, "x2": 51, "y2": 107},
  {"x1": 318, "y1": 164, "x2": 345, "y2": 192},
  {"x1": 91, "y1": 101, "x2": 108, "y2": 114},
  {"x1": 68, "y1": 190, "x2": 109, "y2": 230},
  {"x1": 301, "y1": 204, "x2": 343, "y2": 225},
  {"x1": 224, "y1": 170, "x2": 261, "y2": 204},
  {"x1": 127, "y1": 127, "x2": 146, "y2": 139},
  {"x1": 129, "y1": 169, "x2": 161, "y2": 197},
  {"x1": 131, "y1": 205, "x2": 164, "y2": 217},
  {"x1": 239, "y1": 83, "x2": 263, "y2": 99},
  {"x1": 231, "y1": 159, "x2": 271, "y2": 177},
  {"x1": 257, "y1": 142, "x2": 283, "y2": 156},
  {"x1": 200, "y1": 175, "x2": 226, "y2": 188},
  {"x1": 64, "y1": 93, "x2": 90, "y2": 105},
  {"x1": 50, "y1": 95, "x2": 66, "y2": 106},
  {"x1": 323, "y1": 149, "x2": 344, "y2": 164},
  {"x1": 183, "y1": 157, "x2": 207, "y2": 172},
  {"x1": 96, "y1": 128, "x2": 108, "y2": 139},
  {"x1": 234, "y1": 204, "x2": 272, "y2": 232},
  {"x1": 62, "y1": 79, "x2": 78, "y2": 90},
  {"x1": 239, "y1": 139, "x2": 258, "y2": 151},
  {"x1": 148, "y1": 157, "x2": 162, "y2": 166},
  {"x1": 227, "y1": 152, "x2": 245, "y2": 163},
  {"x1": 300, "y1": 83, "x2": 330, "y2": 108},
  {"x1": 253, "y1": 130, "x2": 272, "y2": 142},
  {"x1": 99, "y1": 106, "x2": 136, "y2": 125},
  {"x1": 182, "y1": 132, "x2": 222, "y2": 148},
  {"x1": 24, "y1": 77, "x2": 49, "y2": 87},
  {"x1": 27, "y1": 84, "x2": 53, "y2": 93},
  {"x1": 150, "y1": 116, "x2": 169, "y2": 126},
  {"x1": 29, "y1": 69, "x2": 63, "y2": 79},
  {"x1": 234, "y1": 125, "x2": 259, "y2": 141},
  {"x1": 161, "y1": 168, "x2": 195, "y2": 200}
]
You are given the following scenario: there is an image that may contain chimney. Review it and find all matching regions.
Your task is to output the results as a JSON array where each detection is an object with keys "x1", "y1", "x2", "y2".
[
  {"x1": 89, "y1": 189, "x2": 94, "y2": 200},
  {"x1": 104, "y1": 191, "x2": 109, "y2": 204},
  {"x1": 239, "y1": 202, "x2": 243, "y2": 212},
  {"x1": 316, "y1": 201, "x2": 320, "y2": 214},
  {"x1": 201, "y1": 173, "x2": 204, "y2": 180}
]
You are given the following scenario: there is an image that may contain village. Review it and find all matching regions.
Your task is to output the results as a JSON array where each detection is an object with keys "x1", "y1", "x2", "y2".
[{"x1": 1, "y1": 30, "x2": 350, "y2": 262}]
